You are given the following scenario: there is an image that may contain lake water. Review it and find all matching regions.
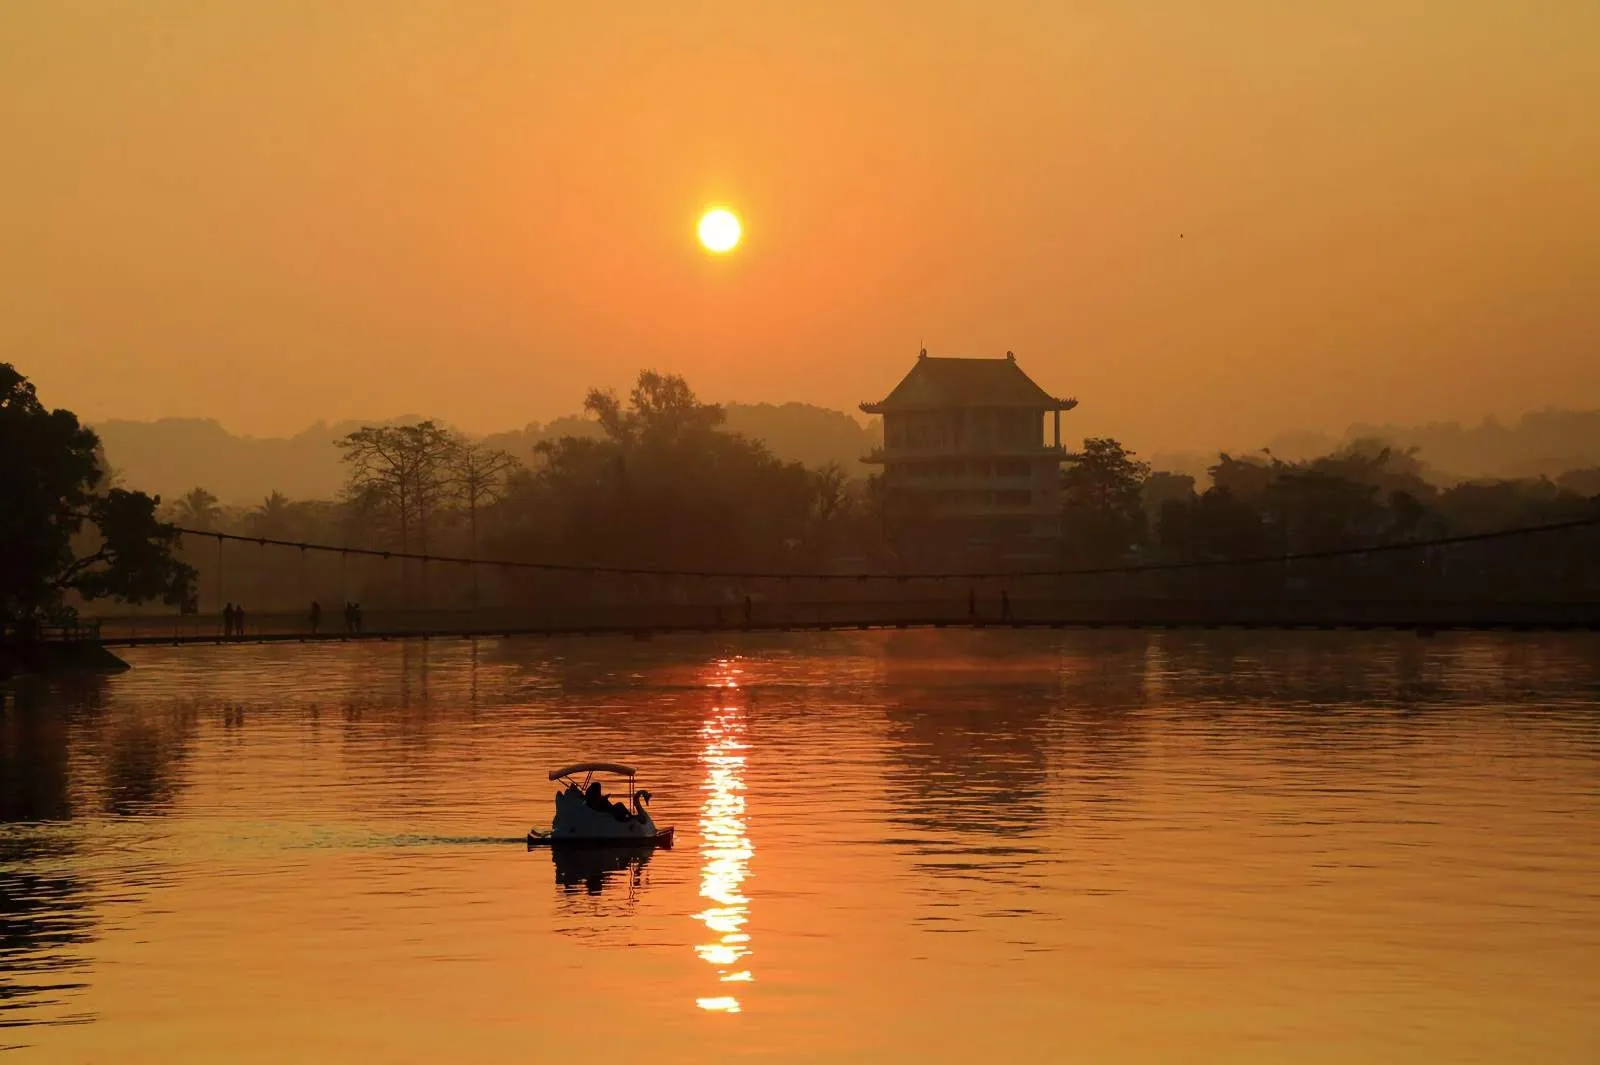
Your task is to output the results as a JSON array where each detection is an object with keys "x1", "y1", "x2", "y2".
[{"x1": 2, "y1": 631, "x2": 1598, "y2": 1063}]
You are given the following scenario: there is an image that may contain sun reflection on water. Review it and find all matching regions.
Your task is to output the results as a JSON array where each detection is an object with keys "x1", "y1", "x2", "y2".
[{"x1": 694, "y1": 660, "x2": 752, "y2": 1014}]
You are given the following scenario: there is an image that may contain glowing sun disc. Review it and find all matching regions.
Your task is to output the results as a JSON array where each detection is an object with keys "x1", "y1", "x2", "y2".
[{"x1": 698, "y1": 209, "x2": 742, "y2": 253}]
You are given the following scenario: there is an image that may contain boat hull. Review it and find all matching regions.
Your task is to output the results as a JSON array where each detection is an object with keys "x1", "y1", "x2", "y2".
[{"x1": 528, "y1": 826, "x2": 674, "y2": 850}]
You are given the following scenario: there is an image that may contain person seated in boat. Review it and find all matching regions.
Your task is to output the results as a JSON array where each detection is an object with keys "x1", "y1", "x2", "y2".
[{"x1": 584, "y1": 782, "x2": 611, "y2": 815}]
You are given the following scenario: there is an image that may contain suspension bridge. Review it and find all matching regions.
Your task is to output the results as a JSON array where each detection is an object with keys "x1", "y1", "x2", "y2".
[{"x1": 71, "y1": 515, "x2": 1600, "y2": 646}]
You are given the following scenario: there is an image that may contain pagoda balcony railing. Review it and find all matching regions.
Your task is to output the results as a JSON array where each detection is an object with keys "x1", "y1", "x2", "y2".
[
  {"x1": 925, "y1": 502, "x2": 1062, "y2": 517},
  {"x1": 884, "y1": 474, "x2": 1047, "y2": 492},
  {"x1": 861, "y1": 444, "x2": 1066, "y2": 464}
]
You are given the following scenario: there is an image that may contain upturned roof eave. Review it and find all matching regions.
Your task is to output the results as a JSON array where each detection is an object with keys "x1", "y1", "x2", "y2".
[{"x1": 860, "y1": 397, "x2": 1078, "y2": 413}]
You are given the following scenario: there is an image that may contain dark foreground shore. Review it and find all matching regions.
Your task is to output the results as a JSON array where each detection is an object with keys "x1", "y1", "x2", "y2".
[{"x1": 0, "y1": 640, "x2": 131, "y2": 679}]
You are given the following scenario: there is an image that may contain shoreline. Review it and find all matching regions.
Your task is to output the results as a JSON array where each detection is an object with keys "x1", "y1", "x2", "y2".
[{"x1": 0, "y1": 640, "x2": 131, "y2": 680}]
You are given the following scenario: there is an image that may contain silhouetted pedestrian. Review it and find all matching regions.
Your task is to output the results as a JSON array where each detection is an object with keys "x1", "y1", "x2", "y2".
[
  {"x1": 234, "y1": 604, "x2": 246, "y2": 638},
  {"x1": 742, "y1": 594, "x2": 753, "y2": 626},
  {"x1": 343, "y1": 601, "x2": 354, "y2": 634},
  {"x1": 967, "y1": 587, "x2": 978, "y2": 618},
  {"x1": 1000, "y1": 590, "x2": 1012, "y2": 622},
  {"x1": 309, "y1": 600, "x2": 322, "y2": 634},
  {"x1": 222, "y1": 602, "x2": 235, "y2": 637},
  {"x1": 353, "y1": 602, "x2": 364, "y2": 633}
]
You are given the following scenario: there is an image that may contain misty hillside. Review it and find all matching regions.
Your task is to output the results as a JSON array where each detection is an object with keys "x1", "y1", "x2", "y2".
[
  {"x1": 95, "y1": 403, "x2": 882, "y2": 504},
  {"x1": 1338, "y1": 411, "x2": 1600, "y2": 481},
  {"x1": 1145, "y1": 410, "x2": 1600, "y2": 485},
  {"x1": 1259, "y1": 410, "x2": 1600, "y2": 482}
]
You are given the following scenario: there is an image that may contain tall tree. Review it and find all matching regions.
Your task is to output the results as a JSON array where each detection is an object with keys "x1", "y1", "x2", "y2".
[
  {"x1": 337, "y1": 422, "x2": 456, "y2": 554},
  {"x1": 1061, "y1": 437, "x2": 1151, "y2": 563},
  {"x1": 521, "y1": 371, "x2": 812, "y2": 572},
  {"x1": 448, "y1": 438, "x2": 520, "y2": 604},
  {"x1": 0, "y1": 363, "x2": 194, "y2": 639},
  {"x1": 583, "y1": 369, "x2": 728, "y2": 448},
  {"x1": 171, "y1": 487, "x2": 223, "y2": 531},
  {"x1": 806, "y1": 462, "x2": 849, "y2": 559},
  {"x1": 1141, "y1": 470, "x2": 1197, "y2": 528},
  {"x1": 249, "y1": 490, "x2": 295, "y2": 539}
]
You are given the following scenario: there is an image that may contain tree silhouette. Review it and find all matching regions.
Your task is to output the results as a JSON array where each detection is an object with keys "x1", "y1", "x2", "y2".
[
  {"x1": 448, "y1": 438, "x2": 520, "y2": 604},
  {"x1": 337, "y1": 422, "x2": 456, "y2": 554},
  {"x1": 1061, "y1": 437, "x2": 1151, "y2": 563},
  {"x1": 249, "y1": 490, "x2": 295, "y2": 539},
  {"x1": 1, "y1": 363, "x2": 194, "y2": 640},
  {"x1": 171, "y1": 487, "x2": 222, "y2": 531},
  {"x1": 518, "y1": 371, "x2": 812, "y2": 572}
]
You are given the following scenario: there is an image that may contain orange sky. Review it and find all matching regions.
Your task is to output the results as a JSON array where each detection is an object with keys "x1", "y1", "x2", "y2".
[{"x1": 3, "y1": 2, "x2": 1597, "y2": 452}]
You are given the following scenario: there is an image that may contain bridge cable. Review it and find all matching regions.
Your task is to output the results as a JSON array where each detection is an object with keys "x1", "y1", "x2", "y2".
[{"x1": 167, "y1": 513, "x2": 1600, "y2": 584}]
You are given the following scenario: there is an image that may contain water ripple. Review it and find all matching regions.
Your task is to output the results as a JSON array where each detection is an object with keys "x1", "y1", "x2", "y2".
[{"x1": 0, "y1": 630, "x2": 1596, "y2": 1061}]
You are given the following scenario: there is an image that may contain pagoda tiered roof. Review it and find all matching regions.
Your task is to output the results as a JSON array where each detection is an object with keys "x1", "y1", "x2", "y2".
[{"x1": 860, "y1": 353, "x2": 1076, "y2": 413}]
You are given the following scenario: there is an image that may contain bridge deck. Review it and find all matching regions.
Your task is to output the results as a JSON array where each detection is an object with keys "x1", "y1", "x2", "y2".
[{"x1": 83, "y1": 599, "x2": 1600, "y2": 647}]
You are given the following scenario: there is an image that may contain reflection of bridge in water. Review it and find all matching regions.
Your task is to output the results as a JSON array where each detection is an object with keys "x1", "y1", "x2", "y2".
[{"x1": 75, "y1": 518, "x2": 1600, "y2": 645}]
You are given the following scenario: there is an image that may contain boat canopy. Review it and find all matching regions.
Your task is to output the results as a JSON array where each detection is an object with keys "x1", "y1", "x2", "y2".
[{"x1": 549, "y1": 762, "x2": 637, "y2": 781}]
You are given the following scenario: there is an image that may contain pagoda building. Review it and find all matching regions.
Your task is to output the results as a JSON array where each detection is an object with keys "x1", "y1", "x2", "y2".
[{"x1": 860, "y1": 350, "x2": 1077, "y2": 549}]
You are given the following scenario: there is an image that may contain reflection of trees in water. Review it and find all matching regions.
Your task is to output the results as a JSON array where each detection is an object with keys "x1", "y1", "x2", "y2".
[
  {"x1": 1052, "y1": 636, "x2": 1158, "y2": 812},
  {"x1": 1, "y1": 683, "x2": 195, "y2": 1040},
  {"x1": 877, "y1": 632, "x2": 1071, "y2": 838},
  {"x1": 98, "y1": 706, "x2": 199, "y2": 816},
  {"x1": 1145, "y1": 631, "x2": 1434, "y2": 709},
  {"x1": 1144, "y1": 631, "x2": 1600, "y2": 714},
  {"x1": 475, "y1": 641, "x2": 736, "y2": 792},
  {"x1": 0, "y1": 689, "x2": 96, "y2": 1037},
  {"x1": 2, "y1": 679, "x2": 200, "y2": 819},
  {"x1": 0, "y1": 835, "x2": 95, "y2": 1039},
  {"x1": 1, "y1": 687, "x2": 74, "y2": 822},
  {"x1": 397, "y1": 639, "x2": 432, "y2": 710},
  {"x1": 879, "y1": 632, "x2": 1161, "y2": 839}
]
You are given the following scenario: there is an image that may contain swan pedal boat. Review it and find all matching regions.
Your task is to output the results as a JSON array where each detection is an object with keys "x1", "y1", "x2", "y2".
[{"x1": 527, "y1": 762, "x2": 675, "y2": 849}]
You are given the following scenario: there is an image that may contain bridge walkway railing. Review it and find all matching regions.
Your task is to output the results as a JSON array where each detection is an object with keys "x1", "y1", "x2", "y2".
[{"x1": 82, "y1": 596, "x2": 1600, "y2": 642}]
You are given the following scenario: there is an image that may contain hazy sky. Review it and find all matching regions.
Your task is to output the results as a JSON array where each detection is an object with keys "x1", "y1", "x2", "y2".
[{"x1": 4, "y1": 2, "x2": 1597, "y2": 452}]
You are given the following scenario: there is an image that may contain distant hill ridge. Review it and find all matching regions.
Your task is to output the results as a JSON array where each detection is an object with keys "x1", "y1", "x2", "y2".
[{"x1": 94, "y1": 403, "x2": 883, "y2": 505}]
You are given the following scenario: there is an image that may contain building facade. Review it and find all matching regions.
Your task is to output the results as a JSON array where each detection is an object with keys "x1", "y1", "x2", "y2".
[{"x1": 861, "y1": 351, "x2": 1077, "y2": 552}]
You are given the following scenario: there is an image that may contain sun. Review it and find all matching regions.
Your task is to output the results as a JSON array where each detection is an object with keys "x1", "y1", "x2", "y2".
[{"x1": 698, "y1": 208, "x2": 742, "y2": 254}]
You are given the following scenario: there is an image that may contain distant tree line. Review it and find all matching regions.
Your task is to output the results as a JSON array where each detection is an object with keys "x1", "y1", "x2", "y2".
[
  {"x1": 1059, "y1": 436, "x2": 1599, "y2": 564},
  {"x1": 146, "y1": 372, "x2": 901, "y2": 614},
  {"x1": 1058, "y1": 436, "x2": 1600, "y2": 601},
  {"x1": 65, "y1": 367, "x2": 1600, "y2": 618}
]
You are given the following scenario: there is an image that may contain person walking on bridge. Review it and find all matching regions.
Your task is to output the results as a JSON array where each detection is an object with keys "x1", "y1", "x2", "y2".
[
  {"x1": 233, "y1": 603, "x2": 247, "y2": 639},
  {"x1": 309, "y1": 600, "x2": 322, "y2": 634},
  {"x1": 222, "y1": 603, "x2": 235, "y2": 638}
]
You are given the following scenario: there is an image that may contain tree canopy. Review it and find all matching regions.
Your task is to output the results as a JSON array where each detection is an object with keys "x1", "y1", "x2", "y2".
[
  {"x1": 1061, "y1": 437, "x2": 1151, "y2": 563},
  {"x1": 507, "y1": 371, "x2": 815, "y2": 571},
  {"x1": 1, "y1": 363, "x2": 194, "y2": 638}
]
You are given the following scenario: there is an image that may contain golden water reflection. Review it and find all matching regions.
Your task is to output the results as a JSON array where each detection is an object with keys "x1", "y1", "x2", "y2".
[{"x1": 694, "y1": 662, "x2": 752, "y2": 1013}]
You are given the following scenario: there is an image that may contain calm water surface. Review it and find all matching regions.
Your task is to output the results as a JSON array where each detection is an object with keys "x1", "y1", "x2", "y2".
[{"x1": 2, "y1": 631, "x2": 1598, "y2": 1063}]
